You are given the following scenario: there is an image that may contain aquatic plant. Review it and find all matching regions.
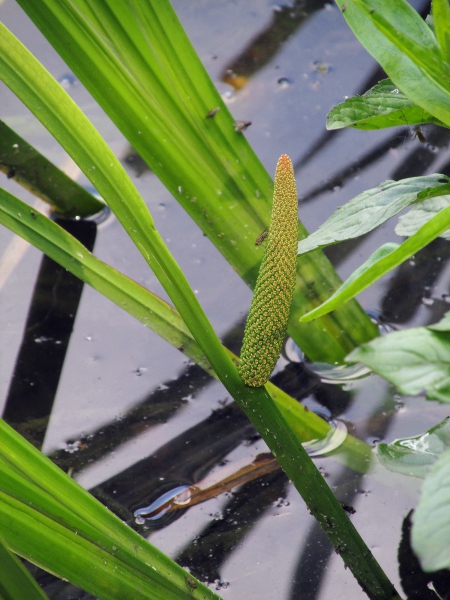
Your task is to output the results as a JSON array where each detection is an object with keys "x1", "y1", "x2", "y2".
[{"x1": 3, "y1": 0, "x2": 450, "y2": 597}]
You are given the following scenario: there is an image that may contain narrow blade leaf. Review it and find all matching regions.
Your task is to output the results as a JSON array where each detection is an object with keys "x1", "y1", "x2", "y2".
[{"x1": 0, "y1": 419, "x2": 221, "y2": 600}]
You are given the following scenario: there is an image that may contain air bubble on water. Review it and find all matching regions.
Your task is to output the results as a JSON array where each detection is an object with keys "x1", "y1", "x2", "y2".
[
  {"x1": 275, "y1": 497, "x2": 290, "y2": 508},
  {"x1": 214, "y1": 579, "x2": 229, "y2": 590},
  {"x1": 64, "y1": 441, "x2": 81, "y2": 454},
  {"x1": 277, "y1": 77, "x2": 293, "y2": 88}
]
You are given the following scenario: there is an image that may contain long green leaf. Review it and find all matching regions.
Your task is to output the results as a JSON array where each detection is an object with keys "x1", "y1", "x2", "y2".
[
  {"x1": 300, "y1": 202, "x2": 450, "y2": 322},
  {"x1": 0, "y1": 419, "x2": 221, "y2": 600},
  {"x1": 297, "y1": 175, "x2": 448, "y2": 255},
  {"x1": 337, "y1": 0, "x2": 450, "y2": 128},
  {"x1": 0, "y1": 533, "x2": 49, "y2": 600},
  {"x1": 327, "y1": 79, "x2": 446, "y2": 131},
  {"x1": 12, "y1": 0, "x2": 378, "y2": 363}
]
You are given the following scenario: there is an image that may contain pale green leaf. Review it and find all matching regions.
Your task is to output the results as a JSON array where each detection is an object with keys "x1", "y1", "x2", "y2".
[
  {"x1": 412, "y1": 447, "x2": 450, "y2": 570},
  {"x1": 300, "y1": 203, "x2": 450, "y2": 322},
  {"x1": 297, "y1": 175, "x2": 448, "y2": 255},
  {"x1": 433, "y1": 0, "x2": 450, "y2": 63},
  {"x1": 396, "y1": 195, "x2": 450, "y2": 240},
  {"x1": 377, "y1": 418, "x2": 450, "y2": 478},
  {"x1": 347, "y1": 316, "x2": 450, "y2": 402}
]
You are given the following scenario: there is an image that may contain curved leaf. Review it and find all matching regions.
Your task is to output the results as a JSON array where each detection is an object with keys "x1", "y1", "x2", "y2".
[
  {"x1": 327, "y1": 79, "x2": 446, "y2": 130},
  {"x1": 348, "y1": 317, "x2": 450, "y2": 402},
  {"x1": 297, "y1": 175, "x2": 448, "y2": 255},
  {"x1": 413, "y1": 447, "x2": 450, "y2": 571},
  {"x1": 337, "y1": 0, "x2": 450, "y2": 128},
  {"x1": 300, "y1": 202, "x2": 450, "y2": 322}
]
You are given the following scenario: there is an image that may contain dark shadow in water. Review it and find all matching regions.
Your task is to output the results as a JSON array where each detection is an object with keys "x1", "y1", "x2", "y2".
[
  {"x1": 175, "y1": 470, "x2": 289, "y2": 584},
  {"x1": 2, "y1": 218, "x2": 97, "y2": 449},
  {"x1": 398, "y1": 511, "x2": 450, "y2": 600}
]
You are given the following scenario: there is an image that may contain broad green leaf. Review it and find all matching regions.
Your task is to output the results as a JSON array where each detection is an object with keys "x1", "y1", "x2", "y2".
[
  {"x1": 297, "y1": 175, "x2": 449, "y2": 255},
  {"x1": 0, "y1": 419, "x2": 221, "y2": 600},
  {"x1": 377, "y1": 418, "x2": 450, "y2": 478},
  {"x1": 0, "y1": 533, "x2": 49, "y2": 600},
  {"x1": 396, "y1": 195, "x2": 450, "y2": 240},
  {"x1": 300, "y1": 202, "x2": 450, "y2": 322},
  {"x1": 10, "y1": 0, "x2": 378, "y2": 363},
  {"x1": 412, "y1": 447, "x2": 450, "y2": 571},
  {"x1": 337, "y1": 0, "x2": 450, "y2": 128},
  {"x1": 347, "y1": 316, "x2": 450, "y2": 402},
  {"x1": 327, "y1": 79, "x2": 446, "y2": 130},
  {"x1": 433, "y1": 0, "x2": 450, "y2": 63},
  {"x1": 0, "y1": 120, "x2": 104, "y2": 218}
]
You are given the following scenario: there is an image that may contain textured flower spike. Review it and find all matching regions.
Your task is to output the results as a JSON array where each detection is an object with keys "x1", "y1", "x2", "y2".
[{"x1": 239, "y1": 155, "x2": 298, "y2": 387}]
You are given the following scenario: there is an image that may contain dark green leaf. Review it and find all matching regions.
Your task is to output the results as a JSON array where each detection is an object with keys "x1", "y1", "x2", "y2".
[
  {"x1": 327, "y1": 79, "x2": 446, "y2": 130},
  {"x1": 377, "y1": 418, "x2": 450, "y2": 478},
  {"x1": 412, "y1": 446, "x2": 450, "y2": 570},
  {"x1": 347, "y1": 315, "x2": 450, "y2": 402},
  {"x1": 297, "y1": 175, "x2": 448, "y2": 255}
]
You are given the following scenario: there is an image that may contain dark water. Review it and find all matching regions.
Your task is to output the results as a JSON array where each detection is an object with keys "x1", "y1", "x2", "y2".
[{"x1": 3, "y1": 1, "x2": 450, "y2": 598}]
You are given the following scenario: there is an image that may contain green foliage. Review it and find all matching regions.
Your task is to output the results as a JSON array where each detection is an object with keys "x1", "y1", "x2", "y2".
[
  {"x1": 327, "y1": 79, "x2": 447, "y2": 131},
  {"x1": 347, "y1": 313, "x2": 450, "y2": 403},
  {"x1": 412, "y1": 445, "x2": 450, "y2": 571},
  {"x1": 297, "y1": 175, "x2": 449, "y2": 255},
  {"x1": 10, "y1": 0, "x2": 377, "y2": 365},
  {"x1": 0, "y1": 419, "x2": 219, "y2": 600},
  {"x1": 335, "y1": 0, "x2": 450, "y2": 128},
  {"x1": 0, "y1": 2, "x2": 393, "y2": 598},
  {"x1": 0, "y1": 533, "x2": 49, "y2": 600},
  {"x1": 377, "y1": 418, "x2": 450, "y2": 478}
]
